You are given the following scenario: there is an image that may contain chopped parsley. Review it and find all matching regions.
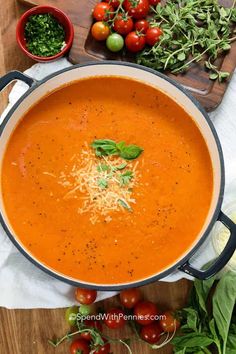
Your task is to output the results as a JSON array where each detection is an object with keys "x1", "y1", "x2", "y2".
[{"x1": 24, "y1": 13, "x2": 65, "y2": 57}]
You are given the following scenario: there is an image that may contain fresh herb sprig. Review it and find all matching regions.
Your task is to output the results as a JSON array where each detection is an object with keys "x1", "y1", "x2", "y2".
[
  {"x1": 91, "y1": 139, "x2": 143, "y2": 160},
  {"x1": 171, "y1": 270, "x2": 236, "y2": 354},
  {"x1": 137, "y1": 0, "x2": 236, "y2": 82},
  {"x1": 25, "y1": 14, "x2": 65, "y2": 57}
]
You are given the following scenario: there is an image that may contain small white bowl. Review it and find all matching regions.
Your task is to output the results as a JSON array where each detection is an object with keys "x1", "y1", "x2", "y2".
[{"x1": 212, "y1": 201, "x2": 236, "y2": 273}]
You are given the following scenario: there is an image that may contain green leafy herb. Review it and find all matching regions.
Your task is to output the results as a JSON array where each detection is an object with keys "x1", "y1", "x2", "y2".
[
  {"x1": 172, "y1": 271, "x2": 236, "y2": 354},
  {"x1": 137, "y1": 0, "x2": 236, "y2": 82},
  {"x1": 97, "y1": 178, "x2": 108, "y2": 189},
  {"x1": 97, "y1": 164, "x2": 110, "y2": 172},
  {"x1": 91, "y1": 139, "x2": 143, "y2": 160},
  {"x1": 115, "y1": 162, "x2": 128, "y2": 170},
  {"x1": 25, "y1": 14, "x2": 65, "y2": 57},
  {"x1": 118, "y1": 199, "x2": 132, "y2": 211},
  {"x1": 119, "y1": 171, "x2": 133, "y2": 186}
]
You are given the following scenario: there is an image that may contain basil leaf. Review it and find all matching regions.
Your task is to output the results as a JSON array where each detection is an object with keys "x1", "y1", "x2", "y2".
[
  {"x1": 97, "y1": 178, "x2": 108, "y2": 189},
  {"x1": 118, "y1": 199, "x2": 132, "y2": 211},
  {"x1": 91, "y1": 139, "x2": 143, "y2": 160},
  {"x1": 171, "y1": 333, "x2": 214, "y2": 348},
  {"x1": 213, "y1": 271, "x2": 236, "y2": 354},
  {"x1": 119, "y1": 144, "x2": 143, "y2": 160},
  {"x1": 193, "y1": 269, "x2": 217, "y2": 315},
  {"x1": 97, "y1": 164, "x2": 109, "y2": 172},
  {"x1": 227, "y1": 332, "x2": 236, "y2": 353},
  {"x1": 120, "y1": 171, "x2": 133, "y2": 186},
  {"x1": 183, "y1": 308, "x2": 199, "y2": 332}
]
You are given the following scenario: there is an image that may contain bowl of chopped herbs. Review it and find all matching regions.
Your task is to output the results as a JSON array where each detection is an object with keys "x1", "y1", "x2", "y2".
[{"x1": 16, "y1": 5, "x2": 74, "y2": 62}]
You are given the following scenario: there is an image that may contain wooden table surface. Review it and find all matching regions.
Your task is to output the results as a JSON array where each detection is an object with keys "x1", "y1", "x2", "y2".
[
  {"x1": 0, "y1": 1, "x2": 192, "y2": 353},
  {"x1": 0, "y1": 280, "x2": 191, "y2": 353}
]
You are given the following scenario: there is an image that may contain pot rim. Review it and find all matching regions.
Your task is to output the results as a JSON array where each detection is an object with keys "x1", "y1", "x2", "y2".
[{"x1": 0, "y1": 61, "x2": 225, "y2": 290}]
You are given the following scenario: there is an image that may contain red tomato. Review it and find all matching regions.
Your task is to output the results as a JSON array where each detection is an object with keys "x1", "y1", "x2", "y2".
[
  {"x1": 159, "y1": 311, "x2": 181, "y2": 333},
  {"x1": 104, "y1": 308, "x2": 126, "y2": 329},
  {"x1": 140, "y1": 322, "x2": 162, "y2": 344},
  {"x1": 134, "y1": 301, "x2": 158, "y2": 325},
  {"x1": 149, "y1": 0, "x2": 161, "y2": 5},
  {"x1": 135, "y1": 19, "x2": 149, "y2": 33},
  {"x1": 123, "y1": 0, "x2": 150, "y2": 19},
  {"x1": 93, "y1": 2, "x2": 114, "y2": 21},
  {"x1": 146, "y1": 27, "x2": 162, "y2": 46},
  {"x1": 75, "y1": 288, "x2": 97, "y2": 305},
  {"x1": 94, "y1": 339, "x2": 111, "y2": 354},
  {"x1": 104, "y1": 0, "x2": 121, "y2": 8},
  {"x1": 114, "y1": 14, "x2": 134, "y2": 35},
  {"x1": 120, "y1": 288, "x2": 142, "y2": 309},
  {"x1": 70, "y1": 339, "x2": 90, "y2": 354},
  {"x1": 91, "y1": 22, "x2": 110, "y2": 41},
  {"x1": 125, "y1": 31, "x2": 146, "y2": 52},
  {"x1": 80, "y1": 320, "x2": 103, "y2": 341}
]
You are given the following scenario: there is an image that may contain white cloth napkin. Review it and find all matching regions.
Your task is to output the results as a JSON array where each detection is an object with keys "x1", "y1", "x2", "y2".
[{"x1": 0, "y1": 58, "x2": 235, "y2": 309}]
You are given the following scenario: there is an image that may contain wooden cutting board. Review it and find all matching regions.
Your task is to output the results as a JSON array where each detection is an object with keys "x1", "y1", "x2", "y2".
[{"x1": 18, "y1": 0, "x2": 236, "y2": 112}]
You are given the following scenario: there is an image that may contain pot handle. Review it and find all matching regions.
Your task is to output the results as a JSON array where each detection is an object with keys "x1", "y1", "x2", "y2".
[
  {"x1": 0, "y1": 71, "x2": 35, "y2": 92},
  {"x1": 179, "y1": 211, "x2": 236, "y2": 280}
]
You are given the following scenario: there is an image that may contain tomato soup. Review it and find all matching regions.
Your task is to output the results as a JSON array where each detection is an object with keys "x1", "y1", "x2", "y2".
[{"x1": 1, "y1": 77, "x2": 213, "y2": 284}]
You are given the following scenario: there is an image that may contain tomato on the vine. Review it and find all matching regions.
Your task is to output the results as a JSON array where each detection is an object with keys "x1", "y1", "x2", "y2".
[
  {"x1": 104, "y1": 0, "x2": 121, "y2": 8},
  {"x1": 106, "y1": 33, "x2": 124, "y2": 52},
  {"x1": 135, "y1": 19, "x2": 149, "y2": 33},
  {"x1": 149, "y1": 0, "x2": 161, "y2": 5},
  {"x1": 93, "y1": 2, "x2": 114, "y2": 21},
  {"x1": 146, "y1": 26, "x2": 162, "y2": 46},
  {"x1": 94, "y1": 339, "x2": 111, "y2": 354},
  {"x1": 159, "y1": 311, "x2": 181, "y2": 333},
  {"x1": 120, "y1": 288, "x2": 142, "y2": 309},
  {"x1": 125, "y1": 31, "x2": 146, "y2": 52},
  {"x1": 140, "y1": 322, "x2": 162, "y2": 344},
  {"x1": 114, "y1": 14, "x2": 134, "y2": 35},
  {"x1": 70, "y1": 339, "x2": 90, "y2": 354},
  {"x1": 65, "y1": 306, "x2": 79, "y2": 326},
  {"x1": 104, "y1": 308, "x2": 126, "y2": 329},
  {"x1": 134, "y1": 301, "x2": 158, "y2": 325},
  {"x1": 80, "y1": 319, "x2": 103, "y2": 341},
  {"x1": 91, "y1": 21, "x2": 110, "y2": 41},
  {"x1": 75, "y1": 288, "x2": 97, "y2": 305},
  {"x1": 123, "y1": 0, "x2": 150, "y2": 19}
]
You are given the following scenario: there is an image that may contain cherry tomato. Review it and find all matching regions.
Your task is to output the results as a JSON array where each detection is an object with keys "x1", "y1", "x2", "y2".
[
  {"x1": 91, "y1": 22, "x2": 110, "y2": 41},
  {"x1": 134, "y1": 19, "x2": 149, "y2": 33},
  {"x1": 104, "y1": 308, "x2": 126, "y2": 329},
  {"x1": 123, "y1": 0, "x2": 150, "y2": 19},
  {"x1": 159, "y1": 311, "x2": 181, "y2": 333},
  {"x1": 80, "y1": 319, "x2": 103, "y2": 341},
  {"x1": 140, "y1": 322, "x2": 162, "y2": 344},
  {"x1": 104, "y1": 0, "x2": 121, "y2": 8},
  {"x1": 106, "y1": 33, "x2": 124, "y2": 52},
  {"x1": 146, "y1": 27, "x2": 163, "y2": 46},
  {"x1": 149, "y1": 0, "x2": 161, "y2": 5},
  {"x1": 65, "y1": 306, "x2": 79, "y2": 326},
  {"x1": 120, "y1": 288, "x2": 142, "y2": 309},
  {"x1": 94, "y1": 339, "x2": 111, "y2": 354},
  {"x1": 75, "y1": 288, "x2": 97, "y2": 305},
  {"x1": 125, "y1": 31, "x2": 146, "y2": 53},
  {"x1": 93, "y1": 2, "x2": 114, "y2": 21},
  {"x1": 134, "y1": 301, "x2": 158, "y2": 325},
  {"x1": 70, "y1": 339, "x2": 90, "y2": 354},
  {"x1": 114, "y1": 14, "x2": 134, "y2": 35}
]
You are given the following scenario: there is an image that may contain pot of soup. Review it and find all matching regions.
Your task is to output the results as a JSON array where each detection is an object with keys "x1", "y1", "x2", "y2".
[{"x1": 0, "y1": 62, "x2": 236, "y2": 290}]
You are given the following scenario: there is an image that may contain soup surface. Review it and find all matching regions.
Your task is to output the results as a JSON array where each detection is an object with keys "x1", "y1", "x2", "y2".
[{"x1": 1, "y1": 77, "x2": 213, "y2": 284}]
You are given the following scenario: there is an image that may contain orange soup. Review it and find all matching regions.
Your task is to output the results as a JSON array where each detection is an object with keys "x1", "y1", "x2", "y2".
[{"x1": 1, "y1": 77, "x2": 213, "y2": 284}]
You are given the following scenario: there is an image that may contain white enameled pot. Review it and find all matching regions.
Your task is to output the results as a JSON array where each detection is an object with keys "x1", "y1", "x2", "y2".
[{"x1": 0, "y1": 62, "x2": 236, "y2": 290}]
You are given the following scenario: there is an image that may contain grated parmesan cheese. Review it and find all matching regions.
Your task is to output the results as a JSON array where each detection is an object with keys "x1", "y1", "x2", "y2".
[{"x1": 57, "y1": 143, "x2": 141, "y2": 224}]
